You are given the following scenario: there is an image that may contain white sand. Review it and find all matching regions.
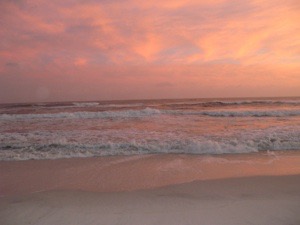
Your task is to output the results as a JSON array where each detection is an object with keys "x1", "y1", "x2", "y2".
[
  {"x1": 1, "y1": 151, "x2": 300, "y2": 225},
  {"x1": 1, "y1": 175, "x2": 300, "y2": 225}
]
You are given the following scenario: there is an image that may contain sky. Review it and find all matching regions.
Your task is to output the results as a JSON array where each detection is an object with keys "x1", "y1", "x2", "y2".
[{"x1": 0, "y1": 0, "x2": 299, "y2": 103}]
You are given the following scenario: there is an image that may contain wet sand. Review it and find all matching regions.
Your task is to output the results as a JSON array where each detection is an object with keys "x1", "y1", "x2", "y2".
[{"x1": 1, "y1": 151, "x2": 300, "y2": 224}]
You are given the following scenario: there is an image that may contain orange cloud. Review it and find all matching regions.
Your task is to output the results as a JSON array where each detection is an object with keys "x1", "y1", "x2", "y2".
[
  {"x1": 0, "y1": 0, "x2": 299, "y2": 102},
  {"x1": 133, "y1": 34, "x2": 163, "y2": 61},
  {"x1": 191, "y1": 1, "x2": 298, "y2": 64},
  {"x1": 74, "y1": 58, "x2": 88, "y2": 66}
]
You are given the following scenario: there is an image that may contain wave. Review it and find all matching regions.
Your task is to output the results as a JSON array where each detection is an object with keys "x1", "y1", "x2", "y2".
[
  {"x1": 0, "y1": 107, "x2": 161, "y2": 120},
  {"x1": 1, "y1": 134, "x2": 299, "y2": 160},
  {"x1": 189, "y1": 109, "x2": 300, "y2": 117},
  {"x1": 99, "y1": 103, "x2": 143, "y2": 108},
  {"x1": 72, "y1": 102, "x2": 100, "y2": 107},
  {"x1": 0, "y1": 102, "x2": 143, "y2": 110},
  {"x1": 166, "y1": 99, "x2": 300, "y2": 108},
  {"x1": 1, "y1": 123, "x2": 299, "y2": 160},
  {"x1": 38, "y1": 102, "x2": 143, "y2": 109},
  {"x1": 1, "y1": 108, "x2": 300, "y2": 120},
  {"x1": 52, "y1": 102, "x2": 143, "y2": 109},
  {"x1": 2, "y1": 99, "x2": 300, "y2": 111}
]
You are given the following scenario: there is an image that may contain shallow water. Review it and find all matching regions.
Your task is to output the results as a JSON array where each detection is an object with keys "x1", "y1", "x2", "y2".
[{"x1": 1, "y1": 97, "x2": 300, "y2": 160}]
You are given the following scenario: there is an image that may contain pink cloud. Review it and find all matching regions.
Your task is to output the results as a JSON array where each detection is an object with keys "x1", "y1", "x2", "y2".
[
  {"x1": 74, "y1": 58, "x2": 88, "y2": 66},
  {"x1": 0, "y1": 0, "x2": 299, "y2": 102}
]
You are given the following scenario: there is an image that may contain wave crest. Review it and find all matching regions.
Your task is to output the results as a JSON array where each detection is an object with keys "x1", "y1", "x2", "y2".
[
  {"x1": 1, "y1": 108, "x2": 300, "y2": 120},
  {"x1": 0, "y1": 107, "x2": 161, "y2": 120},
  {"x1": 2, "y1": 135, "x2": 300, "y2": 161}
]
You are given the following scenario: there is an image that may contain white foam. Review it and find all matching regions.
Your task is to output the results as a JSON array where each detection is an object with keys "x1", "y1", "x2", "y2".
[
  {"x1": 197, "y1": 109, "x2": 300, "y2": 117},
  {"x1": 99, "y1": 103, "x2": 143, "y2": 108},
  {"x1": 1, "y1": 130, "x2": 299, "y2": 161},
  {"x1": 1, "y1": 108, "x2": 300, "y2": 120},
  {"x1": 0, "y1": 140, "x2": 254, "y2": 161},
  {"x1": 72, "y1": 102, "x2": 143, "y2": 108},
  {"x1": 163, "y1": 109, "x2": 300, "y2": 117},
  {"x1": 165, "y1": 99, "x2": 300, "y2": 107},
  {"x1": 215, "y1": 100, "x2": 300, "y2": 105},
  {"x1": 73, "y1": 102, "x2": 99, "y2": 107},
  {"x1": 0, "y1": 107, "x2": 161, "y2": 120}
]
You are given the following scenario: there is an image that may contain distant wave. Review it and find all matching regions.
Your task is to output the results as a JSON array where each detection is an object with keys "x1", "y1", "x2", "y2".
[
  {"x1": 0, "y1": 107, "x2": 161, "y2": 120},
  {"x1": 39, "y1": 102, "x2": 143, "y2": 109},
  {"x1": 99, "y1": 103, "x2": 143, "y2": 108},
  {"x1": 166, "y1": 100, "x2": 300, "y2": 107},
  {"x1": 1, "y1": 108, "x2": 300, "y2": 120},
  {"x1": 73, "y1": 102, "x2": 100, "y2": 107},
  {"x1": 0, "y1": 102, "x2": 143, "y2": 110},
  {"x1": 185, "y1": 109, "x2": 300, "y2": 117}
]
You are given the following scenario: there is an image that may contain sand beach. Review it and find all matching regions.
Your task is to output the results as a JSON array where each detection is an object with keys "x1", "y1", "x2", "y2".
[{"x1": 1, "y1": 151, "x2": 300, "y2": 225}]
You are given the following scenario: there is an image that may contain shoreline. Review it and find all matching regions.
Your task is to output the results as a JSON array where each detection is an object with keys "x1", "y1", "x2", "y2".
[
  {"x1": 1, "y1": 151, "x2": 300, "y2": 224},
  {"x1": 1, "y1": 148, "x2": 299, "y2": 161},
  {"x1": 1, "y1": 150, "x2": 300, "y2": 196}
]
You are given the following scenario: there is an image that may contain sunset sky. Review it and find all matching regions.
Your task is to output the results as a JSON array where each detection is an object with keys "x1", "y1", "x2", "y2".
[{"x1": 0, "y1": 0, "x2": 299, "y2": 103}]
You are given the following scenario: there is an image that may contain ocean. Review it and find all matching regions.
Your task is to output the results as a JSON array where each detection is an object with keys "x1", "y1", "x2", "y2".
[{"x1": 0, "y1": 97, "x2": 300, "y2": 161}]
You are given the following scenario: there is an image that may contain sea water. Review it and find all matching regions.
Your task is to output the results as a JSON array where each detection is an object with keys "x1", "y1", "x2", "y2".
[{"x1": 0, "y1": 97, "x2": 300, "y2": 160}]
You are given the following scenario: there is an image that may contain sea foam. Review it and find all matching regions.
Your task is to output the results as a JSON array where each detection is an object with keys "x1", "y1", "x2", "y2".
[
  {"x1": 1, "y1": 98, "x2": 299, "y2": 161},
  {"x1": 166, "y1": 99, "x2": 300, "y2": 107},
  {"x1": 0, "y1": 107, "x2": 161, "y2": 120},
  {"x1": 73, "y1": 102, "x2": 100, "y2": 107},
  {"x1": 1, "y1": 128, "x2": 300, "y2": 161},
  {"x1": 1, "y1": 108, "x2": 300, "y2": 120}
]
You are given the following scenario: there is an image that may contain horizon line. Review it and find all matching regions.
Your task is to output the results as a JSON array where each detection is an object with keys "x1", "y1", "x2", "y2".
[{"x1": 1, "y1": 95, "x2": 300, "y2": 105}]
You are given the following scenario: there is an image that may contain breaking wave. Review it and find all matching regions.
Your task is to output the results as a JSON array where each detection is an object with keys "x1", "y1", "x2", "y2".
[
  {"x1": 72, "y1": 102, "x2": 100, "y2": 107},
  {"x1": 188, "y1": 109, "x2": 300, "y2": 117},
  {"x1": 0, "y1": 108, "x2": 161, "y2": 120},
  {"x1": 166, "y1": 99, "x2": 300, "y2": 107},
  {"x1": 1, "y1": 108, "x2": 300, "y2": 120},
  {"x1": 1, "y1": 133, "x2": 300, "y2": 161}
]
